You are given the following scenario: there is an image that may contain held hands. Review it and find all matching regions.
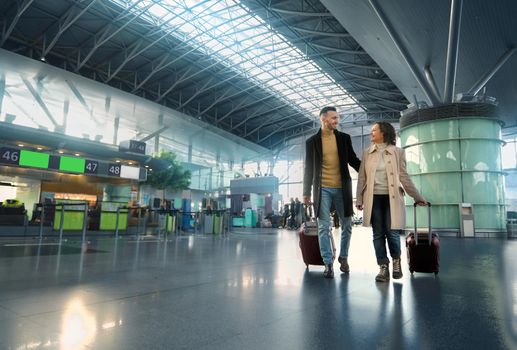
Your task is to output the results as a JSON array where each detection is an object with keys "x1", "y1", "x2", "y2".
[
  {"x1": 303, "y1": 196, "x2": 311, "y2": 205},
  {"x1": 356, "y1": 204, "x2": 363, "y2": 211},
  {"x1": 415, "y1": 200, "x2": 429, "y2": 206}
]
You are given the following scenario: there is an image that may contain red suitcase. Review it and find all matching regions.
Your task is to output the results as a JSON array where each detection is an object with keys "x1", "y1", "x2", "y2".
[
  {"x1": 406, "y1": 202, "x2": 440, "y2": 274},
  {"x1": 299, "y1": 205, "x2": 335, "y2": 268}
]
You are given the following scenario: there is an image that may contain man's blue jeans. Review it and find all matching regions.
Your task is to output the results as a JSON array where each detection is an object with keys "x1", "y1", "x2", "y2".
[
  {"x1": 317, "y1": 188, "x2": 352, "y2": 265},
  {"x1": 371, "y1": 194, "x2": 401, "y2": 265}
]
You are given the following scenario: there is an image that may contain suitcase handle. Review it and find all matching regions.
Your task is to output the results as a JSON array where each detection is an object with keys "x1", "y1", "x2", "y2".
[
  {"x1": 413, "y1": 202, "x2": 432, "y2": 245},
  {"x1": 302, "y1": 203, "x2": 314, "y2": 223}
]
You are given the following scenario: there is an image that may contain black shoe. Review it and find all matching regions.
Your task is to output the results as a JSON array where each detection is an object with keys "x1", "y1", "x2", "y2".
[
  {"x1": 338, "y1": 256, "x2": 350, "y2": 273},
  {"x1": 323, "y1": 264, "x2": 334, "y2": 278}
]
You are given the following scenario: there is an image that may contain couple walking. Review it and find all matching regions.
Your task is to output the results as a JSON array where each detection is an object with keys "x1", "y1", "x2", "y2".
[{"x1": 303, "y1": 107, "x2": 427, "y2": 280}]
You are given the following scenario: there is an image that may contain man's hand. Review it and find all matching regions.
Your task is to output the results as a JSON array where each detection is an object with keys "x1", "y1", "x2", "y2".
[
  {"x1": 303, "y1": 196, "x2": 311, "y2": 205},
  {"x1": 356, "y1": 204, "x2": 363, "y2": 211}
]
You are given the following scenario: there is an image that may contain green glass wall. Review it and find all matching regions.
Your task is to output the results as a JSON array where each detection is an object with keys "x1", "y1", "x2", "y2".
[{"x1": 400, "y1": 118, "x2": 505, "y2": 235}]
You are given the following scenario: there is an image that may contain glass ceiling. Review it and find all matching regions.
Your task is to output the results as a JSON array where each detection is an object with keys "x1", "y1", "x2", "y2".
[{"x1": 111, "y1": 0, "x2": 364, "y2": 117}]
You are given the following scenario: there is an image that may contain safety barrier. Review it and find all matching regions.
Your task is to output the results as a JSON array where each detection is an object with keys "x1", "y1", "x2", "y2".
[{"x1": 4, "y1": 204, "x2": 231, "y2": 239}]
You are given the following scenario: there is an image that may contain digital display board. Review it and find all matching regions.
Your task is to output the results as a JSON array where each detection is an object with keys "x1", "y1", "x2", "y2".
[
  {"x1": 19, "y1": 150, "x2": 49, "y2": 169},
  {"x1": 0, "y1": 145, "x2": 145, "y2": 181},
  {"x1": 59, "y1": 156, "x2": 85, "y2": 173},
  {"x1": 120, "y1": 165, "x2": 140, "y2": 180}
]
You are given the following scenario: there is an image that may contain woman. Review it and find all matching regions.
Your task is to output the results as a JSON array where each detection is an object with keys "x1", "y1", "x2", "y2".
[{"x1": 356, "y1": 122, "x2": 427, "y2": 282}]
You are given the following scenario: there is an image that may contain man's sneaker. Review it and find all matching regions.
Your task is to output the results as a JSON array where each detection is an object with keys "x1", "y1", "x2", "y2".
[
  {"x1": 375, "y1": 264, "x2": 390, "y2": 282},
  {"x1": 323, "y1": 264, "x2": 334, "y2": 279},
  {"x1": 392, "y1": 258, "x2": 403, "y2": 279},
  {"x1": 338, "y1": 256, "x2": 350, "y2": 273}
]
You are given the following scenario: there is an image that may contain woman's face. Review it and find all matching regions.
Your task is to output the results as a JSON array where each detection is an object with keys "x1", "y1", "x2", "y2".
[{"x1": 371, "y1": 124, "x2": 384, "y2": 144}]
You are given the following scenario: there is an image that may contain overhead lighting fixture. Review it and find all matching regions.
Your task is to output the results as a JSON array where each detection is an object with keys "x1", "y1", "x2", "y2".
[
  {"x1": 58, "y1": 150, "x2": 64, "y2": 154},
  {"x1": 128, "y1": 162, "x2": 133, "y2": 165},
  {"x1": 37, "y1": 147, "x2": 43, "y2": 150},
  {"x1": 75, "y1": 153, "x2": 80, "y2": 156},
  {"x1": 18, "y1": 144, "x2": 24, "y2": 147},
  {"x1": 116, "y1": 160, "x2": 121, "y2": 163}
]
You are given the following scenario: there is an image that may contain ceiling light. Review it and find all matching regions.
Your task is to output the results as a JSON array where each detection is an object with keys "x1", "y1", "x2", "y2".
[
  {"x1": 75, "y1": 153, "x2": 80, "y2": 156},
  {"x1": 37, "y1": 147, "x2": 43, "y2": 150},
  {"x1": 58, "y1": 150, "x2": 64, "y2": 154},
  {"x1": 18, "y1": 144, "x2": 24, "y2": 147}
]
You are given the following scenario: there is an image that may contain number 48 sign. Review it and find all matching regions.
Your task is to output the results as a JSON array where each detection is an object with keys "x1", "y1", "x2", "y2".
[{"x1": 108, "y1": 163, "x2": 121, "y2": 177}]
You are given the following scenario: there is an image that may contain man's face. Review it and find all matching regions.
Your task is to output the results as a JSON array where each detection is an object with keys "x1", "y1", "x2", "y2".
[{"x1": 321, "y1": 110, "x2": 339, "y2": 130}]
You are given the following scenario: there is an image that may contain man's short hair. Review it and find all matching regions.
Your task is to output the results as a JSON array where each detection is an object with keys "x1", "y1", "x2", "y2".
[{"x1": 319, "y1": 106, "x2": 337, "y2": 117}]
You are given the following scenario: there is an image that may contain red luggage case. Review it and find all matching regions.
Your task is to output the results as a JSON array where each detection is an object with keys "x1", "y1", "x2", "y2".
[
  {"x1": 299, "y1": 205, "x2": 335, "y2": 268},
  {"x1": 406, "y1": 203, "x2": 440, "y2": 274}
]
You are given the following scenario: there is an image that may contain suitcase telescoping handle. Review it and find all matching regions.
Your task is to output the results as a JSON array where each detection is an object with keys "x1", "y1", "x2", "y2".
[{"x1": 413, "y1": 202, "x2": 432, "y2": 245}]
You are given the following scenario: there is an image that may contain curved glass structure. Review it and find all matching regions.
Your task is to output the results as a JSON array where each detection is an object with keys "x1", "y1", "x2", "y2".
[{"x1": 400, "y1": 104, "x2": 506, "y2": 236}]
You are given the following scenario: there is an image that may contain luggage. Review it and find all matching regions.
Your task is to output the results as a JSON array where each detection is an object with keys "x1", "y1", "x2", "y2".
[
  {"x1": 299, "y1": 205, "x2": 335, "y2": 268},
  {"x1": 406, "y1": 203, "x2": 440, "y2": 274}
]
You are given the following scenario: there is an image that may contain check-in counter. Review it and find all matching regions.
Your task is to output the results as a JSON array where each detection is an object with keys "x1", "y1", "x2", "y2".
[
  {"x1": 100, "y1": 202, "x2": 128, "y2": 231},
  {"x1": 53, "y1": 200, "x2": 86, "y2": 231}
]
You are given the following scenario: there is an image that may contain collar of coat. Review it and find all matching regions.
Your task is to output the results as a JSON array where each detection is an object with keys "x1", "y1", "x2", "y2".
[{"x1": 368, "y1": 143, "x2": 396, "y2": 154}]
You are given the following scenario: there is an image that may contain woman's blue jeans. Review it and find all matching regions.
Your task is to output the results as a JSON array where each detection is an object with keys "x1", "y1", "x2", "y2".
[
  {"x1": 317, "y1": 188, "x2": 352, "y2": 265},
  {"x1": 371, "y1": 194, "x2": 401, "y2": 265}
]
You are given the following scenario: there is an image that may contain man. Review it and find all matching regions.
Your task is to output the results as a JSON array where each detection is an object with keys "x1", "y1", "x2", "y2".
[{"x1": 303, "y1": 106, "x2": 361, "y2": 278}]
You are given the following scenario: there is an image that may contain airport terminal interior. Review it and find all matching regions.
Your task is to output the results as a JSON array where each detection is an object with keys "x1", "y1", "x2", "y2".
[{"x1": 0, "y1": 0, "x2": 516, "y2": 349}]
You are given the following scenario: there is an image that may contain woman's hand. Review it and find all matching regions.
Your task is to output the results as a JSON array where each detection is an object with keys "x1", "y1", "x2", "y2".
[{"x1": 415, "y1": 201, "x2": 428, "y2": 206}]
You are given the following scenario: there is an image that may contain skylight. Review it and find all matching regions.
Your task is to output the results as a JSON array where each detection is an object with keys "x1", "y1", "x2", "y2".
[{"x1": 111, "y1": 0, "x2": 364, "y2": 117}]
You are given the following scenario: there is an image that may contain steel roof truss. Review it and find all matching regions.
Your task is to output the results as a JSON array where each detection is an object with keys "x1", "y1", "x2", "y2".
[
  {"x1": 76, "y1": 0, "x2": 150, "y2": 71},
  {"x1": 0, "y1": 0, "x2": 35, "y2": 47},
  {"x1": 42, "y1": 0, "x2": 99, "y2": 58}
]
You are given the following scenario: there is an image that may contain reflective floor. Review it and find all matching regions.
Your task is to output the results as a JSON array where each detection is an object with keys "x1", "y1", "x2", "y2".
[{"x1": 0, "y1": 227, "x2": 516, "y2": 350}]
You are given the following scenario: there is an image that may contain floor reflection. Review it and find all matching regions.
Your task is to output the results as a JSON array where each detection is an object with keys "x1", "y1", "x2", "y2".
[{"x1": 0, "y1": 228, "x2": 515, "y2": 349}]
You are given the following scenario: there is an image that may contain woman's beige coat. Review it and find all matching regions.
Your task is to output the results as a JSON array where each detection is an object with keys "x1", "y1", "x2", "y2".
[{"x1": 356, "y1": 144, "x2": 425, "y2": 230}]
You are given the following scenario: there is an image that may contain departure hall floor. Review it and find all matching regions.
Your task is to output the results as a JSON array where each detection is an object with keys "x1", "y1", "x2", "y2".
[{"x1": 0, "y1": 227, "x2": 516, "y2": 350}]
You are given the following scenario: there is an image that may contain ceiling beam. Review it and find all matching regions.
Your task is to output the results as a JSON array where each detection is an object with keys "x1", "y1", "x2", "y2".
[
  {"x1": 368, "y1": 0, "x2": 440, "y2": 106},
  {"x1": 0, "y1": 0, "x2": 35, "y2": 47},
  {"x1": 443, "y1": 0, "x2": 463, "y2": 103},
  {"x1": 42, "y1": 0, "x2": 99, "y2": 57},
  {"x1": 468, "y1": 46, "x2": 516, "y2": 96},
  {"x1": 76, "y1": 0, "x2": 149, "y2": 71}
]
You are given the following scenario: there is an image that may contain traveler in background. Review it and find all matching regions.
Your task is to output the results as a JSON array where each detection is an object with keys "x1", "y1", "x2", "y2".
[
  {"x1": 294, "y1": 197, "x2": 302, "y2": 229},
  {"x1": 289, "y1": 198, "x2": 296, "y2": 229},
  {"x1": 303, "y1": 106, "x2": 361, "y2": 278},
  {"x1": 356, "y1": 122, "x2": 427, "y2": 282},
  {"x1": 282, "y1": 203, "x2": 290, "y2": 228}
]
